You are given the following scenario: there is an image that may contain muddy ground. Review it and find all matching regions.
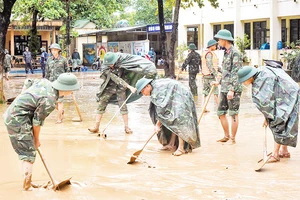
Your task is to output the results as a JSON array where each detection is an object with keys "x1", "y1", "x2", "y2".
[{"x1": 0, "y1": 70, "x2": 299, "y2": 200}]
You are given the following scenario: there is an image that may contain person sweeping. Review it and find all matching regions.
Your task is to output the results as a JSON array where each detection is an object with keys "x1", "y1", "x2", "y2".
[
  {"x1": 238, "y1": 60, "x2": 299, "y2": 163},
  {"x1": 3, "y1": 73, "x2": 80, "y2": 190},
  {"x1": 135, "y1": 77, "x2": 200, "y2": 156}
]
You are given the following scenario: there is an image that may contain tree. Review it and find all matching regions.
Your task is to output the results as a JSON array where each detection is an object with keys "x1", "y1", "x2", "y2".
[
  {"x1": 157, "y1": 0, "x2": 219, "y2": 78},
  {"x1": 0, "y1": 0, "x2": 18, "y2": 103}
]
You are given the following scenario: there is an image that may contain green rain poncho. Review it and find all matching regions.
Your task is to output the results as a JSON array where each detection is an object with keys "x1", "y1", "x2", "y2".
[
  {"x1": 149, "y1": 78, "x2": 201, "y2": 152},
  {"x1": 252, "y1": 64, "x2": 299, "y2": 147},
  {"x1": 96, "y1": 53, "x2": 157, "y2": 104}
]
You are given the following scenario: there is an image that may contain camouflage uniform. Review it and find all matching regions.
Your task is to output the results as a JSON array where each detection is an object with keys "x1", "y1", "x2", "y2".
[
  {"x1": 96, "y1": 53, "x2": 157, "y2": 114},
  {"x1": 217, "y1": 46, "x2": 242, "y2": 116},
  {"x1": 3, "y1": 79, "x2": 58, "y2": 162},
  {"x1": 4, "y1": 53, "x2": 12, "y2": 73},
  {"x1": 97, "y1": 68, "x2": 130, "y2": 114},
  {"x1": 45, "y1": 55, "x2": 69, "y2": 102},
  {"x1": 181, "y1": 50, "x2": 201, "y2": 96},
  {"x1": 149, "y1": 78, "x2": 200, "y2": 153},
  {"x1": 45, "y1": 55, "x2": 69, "y2": 82},
  {"x1": 252, "y1": 66, "x2": 299, "y2": 147},
  {"x1": 201, "y1": 51, "x2": 219, "y2": 96}
]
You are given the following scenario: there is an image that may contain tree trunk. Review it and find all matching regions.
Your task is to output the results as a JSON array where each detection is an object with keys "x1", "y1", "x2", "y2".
[
  {"x1": 0, "y1": 0, "x2": 17, "y2": 103},
  {"x1": 66, "y1": 0, "x2": 71, "y2": 58},
  {"x1": 157, "y1": 0, "x2": 168, "y2": 77},
  {"x1": 28, "y1": 8, "x2": 39, "y2": 59},
  {"x1": 167, "y1": 0, "x2": 181, "y2": 79}
]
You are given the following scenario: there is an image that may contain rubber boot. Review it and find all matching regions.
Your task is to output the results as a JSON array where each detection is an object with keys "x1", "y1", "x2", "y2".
[{"x1": 88, "y1": 122, "x2": 100, "y2": 133}]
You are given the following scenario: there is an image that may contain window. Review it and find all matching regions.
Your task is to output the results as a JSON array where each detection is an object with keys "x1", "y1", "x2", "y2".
[
  {"x1": 14, "y1": 35, "x2": 42, "y2": 55},
  {"x1": 224, "y1": 24, "x2": 234, "y2": 38},
  {"x1": 253, "y1": 21, "x2": 268, "y2": 49},
  {"x1": 281, "y1": 19, "x2": 287, "y2": 48},
  {"x1": 290, "y1": 19, "x2": 300, "y2": 44},
  {"x1": 213, "y1": 24, "x2": 221, "y2": 38},
  {"x1": 187, "y1": 27, "x2": 198, "y2": 46},
  {"x1": 244, "y1": 23, "x2": 251, "y2": 49}
]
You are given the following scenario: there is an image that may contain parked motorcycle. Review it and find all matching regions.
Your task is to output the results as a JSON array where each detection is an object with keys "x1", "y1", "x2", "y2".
[{"x1": 91, "y1": 57, "x2": 101, "y2": 70}]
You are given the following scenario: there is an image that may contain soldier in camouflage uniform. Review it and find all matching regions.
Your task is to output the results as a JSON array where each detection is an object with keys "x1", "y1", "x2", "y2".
[
  {"x1": 4, "y1": 49, "x2": 12, "y2": 80},
  {"x1": 238, "y1": 61, "x2": 299, "y2": 163},
  {"x1": 180, "y1": 43, "x2": 201, "y2": 96},
  {"x1": 213, "y1": 29, "x2": 243, "y2": 144},
  {"x1": 88, "y1": 52, "x2": 157, "y2": 134},
  {"x1": 45, "y1": 43, "x2": 70, "y2": 123},
  {"x1": 201, "y1": 40, "x2": 220, "y2": 112},
  {"x1": 3, "y1": 73, "x2": 80, "y2": 190},
  {"x1": 135, "y1": 77, "x2": 200, "y2": 156}
]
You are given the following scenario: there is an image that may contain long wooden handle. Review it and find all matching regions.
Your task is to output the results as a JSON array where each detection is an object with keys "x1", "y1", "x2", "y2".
[
  {"x1": 263, "y1": 126, "x2": 268, "y2": 161},
  {"x1": 141, "y1": 131, "x2": 158, "y2": 151},
  {"x1": 176, "y1": 69, "x2": 182, "y2": 81},
  {"x1": 72, "y1": 93, "x2": 82, "y2": 121},
  {"x1": 37, "y1": 147, "x2": 56, "y2": 187},
  {"x1": 198, "y1": 85, "x2": 216, "y2": 124}
]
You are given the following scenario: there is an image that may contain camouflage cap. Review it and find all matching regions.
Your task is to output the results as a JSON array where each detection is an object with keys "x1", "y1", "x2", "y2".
[
  {"x1": 136, "y1": 77, "x2": 153, "y2": 94},
  {"x1": 238, "y1": 66, "x2": 258, "y2": 83},
  {"x1": 103, "y1": 52, "x2": 119, "y2": 66},
  {"x1": 52, "y1": 73, "x2": 80, "y2": 91}
]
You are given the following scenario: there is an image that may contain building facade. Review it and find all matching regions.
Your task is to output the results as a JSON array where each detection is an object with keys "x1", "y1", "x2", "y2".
[{"x1": 178, "y1": 0, "x2": 300, "y2": 66}]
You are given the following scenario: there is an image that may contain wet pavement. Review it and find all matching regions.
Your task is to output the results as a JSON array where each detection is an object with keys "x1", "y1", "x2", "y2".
[{"x1": 0, "y1": 70, "x2": 299, "y2": 200}]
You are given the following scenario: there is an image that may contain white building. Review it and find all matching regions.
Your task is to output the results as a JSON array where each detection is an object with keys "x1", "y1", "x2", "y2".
[{"x1": 178, "y1": 0, "x2": 300, "y2": 66}]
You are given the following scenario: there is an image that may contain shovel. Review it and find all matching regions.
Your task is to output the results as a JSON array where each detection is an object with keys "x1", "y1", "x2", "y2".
[
  {"x1": 255, "y1": 126, "x2": 272, "y2": 172},
  {"x1": 37, "y1": 147, "x2": 71, "y2": 191},
  {"x1": 127, "y1": 131, "x2": 157, "y2": 164},
  {"x1": 98, "y1": 92, "x2": 133, "y2": 138},
  {"x1": 71, "y1": 93, "x2": 83, "y2": 122},
  {"x1": 198, "y1": 85, "x2": 216, "y2": 124}
]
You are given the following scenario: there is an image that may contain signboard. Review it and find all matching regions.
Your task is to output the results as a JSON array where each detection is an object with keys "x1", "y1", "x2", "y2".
[{"x1": 147, "y1": 23, "x2": 173, "y2": 33}]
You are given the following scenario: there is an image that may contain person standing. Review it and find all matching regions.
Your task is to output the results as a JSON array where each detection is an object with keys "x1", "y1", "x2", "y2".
[
  {"x1": 180, "y1": 43, "x2": 201, "y2": 97},
  {"x1": 40, "y1": 47, "x2": 48, "y2": 78},
  {"x1": 201, "y1": 40, "x2": 220, "y2": 112},
  {"x1": 23, "y1": 47, "x2": 34, "y2": 75},
  {"x1": 3, "y1": 73, "x2": 80, "y2": 190},
  {"x1": 135, "y1": 77, "x2": 201, "y2": 156},
  {"x1": 238, "y1": 62, "x2": 299, "y2": 162},
  {"x1": 88, "y1": 52, "x2": 157, "y2": 134},
  {"x1": 213, "y1": 29, "x2": 243, "y2": 144},
  {"x1": 4, "y1": 49, "x2": 12, "y2": 80},
  {"x1": 45, "y1": 43, "x2": 70, "y2": 123},
  {"x1": 148, "y1": 47, "x2": 156, "y2": 63}
]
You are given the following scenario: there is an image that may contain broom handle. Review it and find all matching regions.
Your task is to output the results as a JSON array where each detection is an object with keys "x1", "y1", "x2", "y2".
[
  {"x1": 72, "y1": 93, "x2": 82, "y2": 121},
  {"x1": 198, "y1": 85, "x2": 215, "y2": 124},
  {"x1": 37, "y1": 147, "x2": 56, "y2": 186},
  {"x1": 102, "y1": 92, "x2": 133, "y2": 133}
]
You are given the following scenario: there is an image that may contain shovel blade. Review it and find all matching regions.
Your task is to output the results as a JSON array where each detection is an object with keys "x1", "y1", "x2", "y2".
[
  {"x1": 53, "y1": 177, "x2": 72, "y2": 191},
  {"x1": 72, "y1": 117, "x2": 82, "y2": 122},
  {"x1": 127, "y1": 155, "x2": 138, "y2": 164}
]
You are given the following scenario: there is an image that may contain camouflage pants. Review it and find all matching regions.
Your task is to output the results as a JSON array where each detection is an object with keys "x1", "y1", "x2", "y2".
[
  {"x1": 97, "y1": 86, "x2": 128, "y2": 115},
  {"x1": 217, "y1": 92, "x2": 241, "y2": 116},
  {"x1": 6, "y1": 124, "x2": 36, "y2": 163},
  {"x1": 202, "y1": 77, "x2": 219, "y2": 96},
  {"x1": 189, "y1": 73, "x2": 198, "y2": 96}
]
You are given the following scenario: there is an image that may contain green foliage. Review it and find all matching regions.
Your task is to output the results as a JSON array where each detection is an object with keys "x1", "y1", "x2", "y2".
[
  {"x1": 181, "y1": 0, "x2": 219, "y2": 9},
  {"x1": 235, "y1": 34, "x2": 251, "y2": 62},
  {"x1": 176, "y1": 43, "x2": 188, "y2": 63},
  {"x1": 28, "y1": 31, "x2": 40, "y2": 58},
  {"x1": 282, "y1": 40, "x2": 300, "y2": 70}
]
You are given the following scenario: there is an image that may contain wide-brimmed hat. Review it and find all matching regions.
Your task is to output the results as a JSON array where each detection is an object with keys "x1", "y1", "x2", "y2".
[
  {"x1": 103, "y1": 52, "x2": 119, "y2": 66},
  {"x1": 214, "y1": 29, "x2": 234, "y2": 41},
  {"x1": 207, "y1": 39, "x2": 218, "y2": 48},
  {"x1": 135, "y1": 77, "x2": 153, "y2": 94},
  {"x1": 49, "y1": 43, "x2": 61, "y2": 51},
  {"x1": 52, "y1": 73, "x2": 80, "y2": 91},
  {"x1": 188, "y1": 43, "x2": 197, "y2": 50},
  {"x1": 238, "y1": 66, "x2": 258, "y2": 83}
]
